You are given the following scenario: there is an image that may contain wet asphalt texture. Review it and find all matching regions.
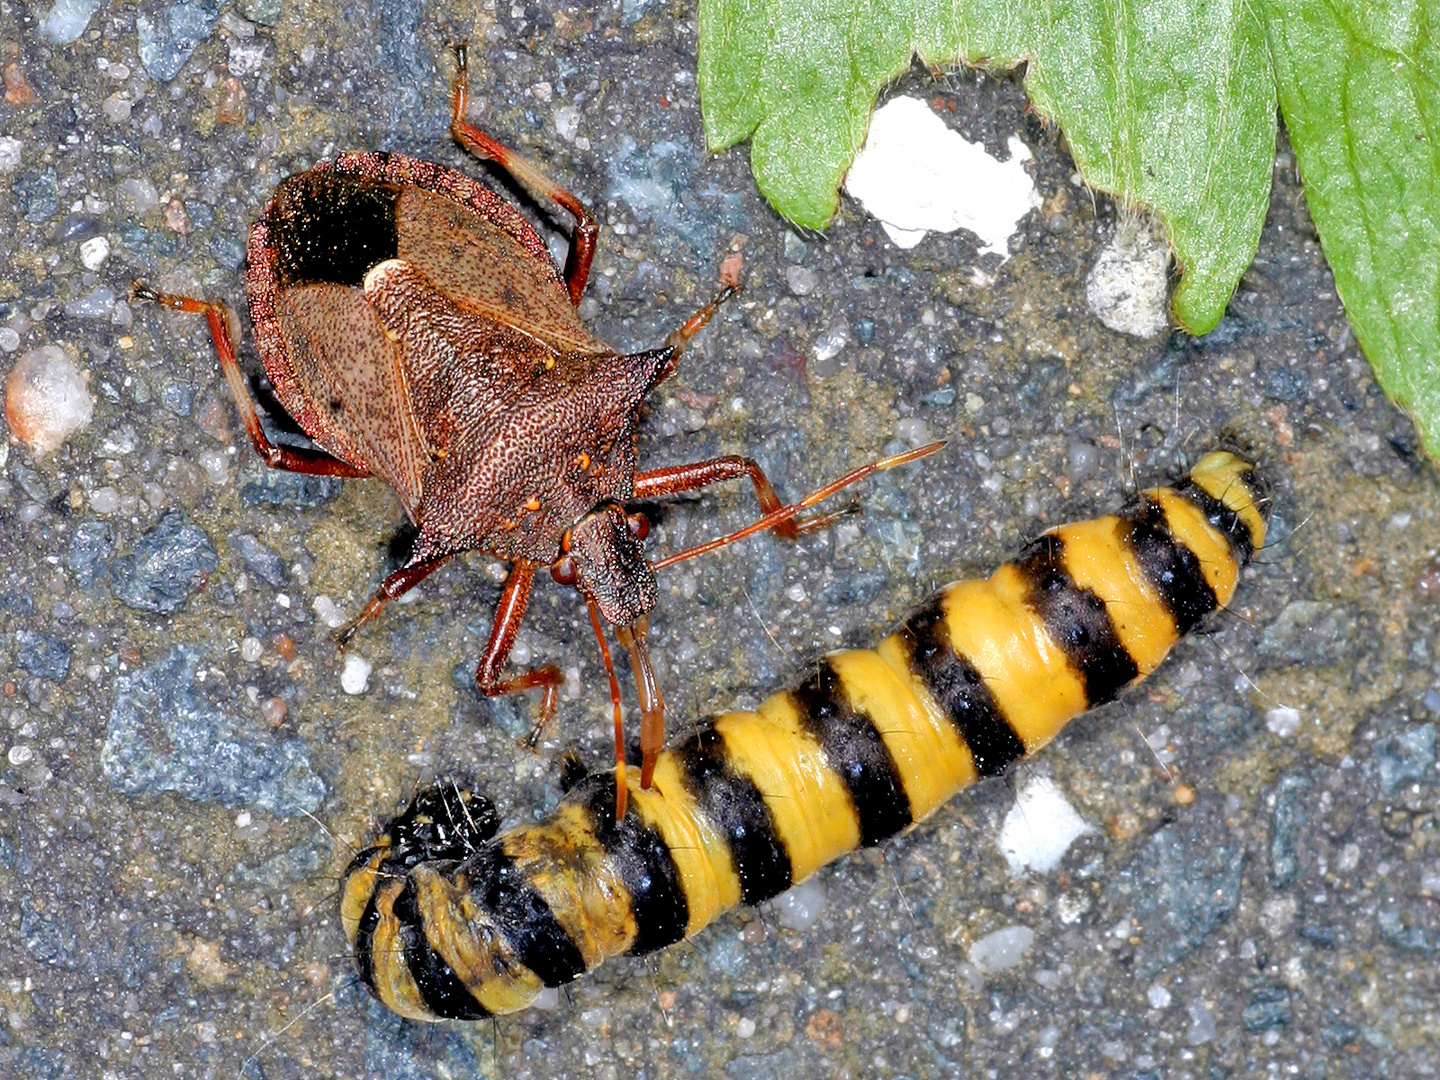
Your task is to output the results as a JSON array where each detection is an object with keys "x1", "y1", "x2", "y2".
[{"x1": 2, "y1": 3, "x2": 1438, "y2": 1079}]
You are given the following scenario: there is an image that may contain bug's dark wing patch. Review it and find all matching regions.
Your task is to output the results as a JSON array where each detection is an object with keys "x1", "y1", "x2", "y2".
[
  {"x1": 1015, "y1": 534, "x2": 1139, "y2": 708},
  {"x1": 791, "y1": 660, "x2": 913, "y2": 846},
  {"x1": 900, "y1": 597, "x2": 1026, "y2": 776},
  {"x1": 266, "y1": 170, "x2": 401, "y2": 289},
  {"x1": 675, "y1": 726, "x2": 793, "y2": 905},
  {"x1": 1121, "y1": 497, "x2": 1218, "y2": 634}
]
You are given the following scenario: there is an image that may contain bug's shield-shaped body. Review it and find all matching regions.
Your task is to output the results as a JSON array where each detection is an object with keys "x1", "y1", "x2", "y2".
[
  {"x1": 245, "y1": 153, "x2": 665, "y2": 568},
  {"x1": 341, "y1": 451, "x2": 1270, "y2": 1021}
]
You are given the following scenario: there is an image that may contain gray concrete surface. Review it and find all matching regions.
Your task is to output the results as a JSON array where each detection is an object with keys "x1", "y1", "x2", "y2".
[{"x1": 2, "y1": 3, "x2": 1437, "y2": 1079}]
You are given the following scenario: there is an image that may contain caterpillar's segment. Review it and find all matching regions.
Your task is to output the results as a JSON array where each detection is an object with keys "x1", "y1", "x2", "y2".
[{"x1": 343, "y1": 450, "x2": 1269, "y2": 1020}]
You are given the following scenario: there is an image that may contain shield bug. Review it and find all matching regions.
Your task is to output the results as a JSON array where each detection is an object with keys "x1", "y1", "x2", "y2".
[{"x1": 134, "y1": 44, "x2": 939, "y2": 808}]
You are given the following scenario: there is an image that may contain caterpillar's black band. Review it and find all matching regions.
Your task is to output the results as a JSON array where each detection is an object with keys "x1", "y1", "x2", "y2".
[
  {"x1": 392, "y1": 877, "x2": 491, "y2": 1020},
  {"x1": 1172, "y1": 478, "x2": 1254, "y2": 562},
  {"x1": 352, "y1": 878, "x2": 383, "y2": 992},
  {"x1": 901, "y1": 597, "x2": 1026, "y2": 776},
  {"x1": 468, "y1": 846, "x2": 588, "y2": 988},
  {"x1": 676, "y1": 726, "x2": 793, "y2": 905},
  {"x1": 1121, "y1": 496, "x2": 1218, "y2": 634},
  {"x1": 1015, "y1": 534, "x2": 1140, "y2": 708},
  {"x1": 581, "y1": 778, "x2": 690, "y2": 955},
  {"x1": 791, "y1": 658, "x2": 913, "y2": 846}
]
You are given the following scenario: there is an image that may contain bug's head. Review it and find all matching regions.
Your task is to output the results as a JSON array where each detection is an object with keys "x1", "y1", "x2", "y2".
[{"x1": 551, "y1": 503, "x2": 655, "y2": 627}]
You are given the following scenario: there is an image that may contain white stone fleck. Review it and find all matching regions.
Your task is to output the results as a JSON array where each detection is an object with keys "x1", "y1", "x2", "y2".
[
  {"x1": 1085, "y1": 220, "x2": 1171, "y2": 338},
  {"x1": 89, "y1": 486, "x2": 120, "y2": 514},
  {"x1": 197, "y1": 449, "x2": 230, "y2": 484},
  {"x1": 844, "y1": 97, "x2": 1040, "y2": 256},
  {"x1": 1148, "y1": 983, "x2": 1173, "y2": 1010},
  {"x1": 554, "y1": 105, "x2": 581, "y2": 141},
  {"x1": 102, "y1": 94, "x2": 132, "y2": 124},
  {"x1": 7, "y1": 744, "x2": 34, "y2": 766},
  {"x1": 4, "y1": 346, "x2": 94, "y2": 456},
  {"x1": 79, "y1": 236, "x2": 110, "y2": 270},
  {"x1": 312, "y1": 594, "x2": 347, "y2": 629},
  {"x1": 240, "y1": 636, "x2": 263, "y2": 663},
  {"x1": 736, "y1": 1017, "x2": 756, "y2": 1039},
  {"x1": 39, "y1": 0, "x2": 105, "y2": 44},
  {"x1": 234, "y1": 811, "x2": 252, "y2": 828},
  {"x1": 812, "y1": 322, "x2": 849, "y2": 363},
  {"x1": 0, "y1": 138, "x2": 21, "y2": 174},
  {"x1": 0, "y1": 328, "x2": 20, "y2": 353},
  {"x1": 340, "y1": 655, "x2": 372, "y2": 695},
  {"x1": 1265, "y1": 705, "x2": 1301, "y2": 737},
  {"x1": 998, "y1": 775, "x2": 1094, "y2": 874},
  {"x1": 967, "y1": 925, "x2": 1035, "y2": 973},
  {"x1": 771, "y1": 878, "x2": 827, "y2": 931},
  {"x1": 1260, "y1": 895, "x2": 1298, "y2": 938}
]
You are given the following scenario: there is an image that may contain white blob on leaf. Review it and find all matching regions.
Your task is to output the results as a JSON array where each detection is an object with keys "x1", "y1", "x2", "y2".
[
  {"x1": 997, "y1": 775, "x2": 1094, "y2": 875},
  {"x1": 844, "y1": 96, "x2": 1041, "y2": 256}
]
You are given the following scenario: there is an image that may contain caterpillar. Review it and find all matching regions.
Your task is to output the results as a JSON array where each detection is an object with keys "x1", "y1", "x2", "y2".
[{"x1": 340, "y1": 449, "x2": 1269, "y2": 1021}]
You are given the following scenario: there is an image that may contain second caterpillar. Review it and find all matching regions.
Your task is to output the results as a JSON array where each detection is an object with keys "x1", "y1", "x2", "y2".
[{"x1": 341, "y1": 450, "x2": 1269, "y2": 1020}]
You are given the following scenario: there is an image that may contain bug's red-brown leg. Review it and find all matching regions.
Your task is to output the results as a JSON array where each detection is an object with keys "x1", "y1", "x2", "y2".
[
  {"x1": 131, "y1": 283, "x2": 369, "y2": 478},
  {"x1": 448, "y1": 42, "x2": 598, "y2": 305},
  {"x1": 584, "y1": 599, "x2": 630, "y2": 818},
  {"x1": 476, "y1": 560, "x2": 565, "y2": 728},
  {"x1": 332, "y1": 555, "x2": 454, "y2": 649},
  {"x1": 652, "y1": 441, "x2": 947, "y2": 572},
  {"x1": 633, "y1": 457, "x2": 802, "y2": 542}
]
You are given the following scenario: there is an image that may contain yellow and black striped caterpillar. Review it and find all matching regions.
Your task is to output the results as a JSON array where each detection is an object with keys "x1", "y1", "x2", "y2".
[{"x1": 340, "y1": 450, "x2": 1269, "y2": 1021}]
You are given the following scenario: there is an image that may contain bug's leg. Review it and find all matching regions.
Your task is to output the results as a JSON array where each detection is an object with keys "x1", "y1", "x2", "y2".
[
  {"x1": 584, "y1": 599, "x2": 630, "y2": 818},
  {"x1": 448, "y1": 42, "x2": 598, "y2": 306},
  {"x1": 333, "y1": 555, "x2": 453, "y2": 649},
  {"x1": 476, "y1": 560, "x2": 565, "y2": 736},
  {"x1": 131, "y1": 283, "x2": 369, "y2": 478},
  {"x1": 652, "y1": 441, "x2": 947, "y2": 572},
  {"x1": 633, "y1": 457, "x2": 802, "y2": 542}
]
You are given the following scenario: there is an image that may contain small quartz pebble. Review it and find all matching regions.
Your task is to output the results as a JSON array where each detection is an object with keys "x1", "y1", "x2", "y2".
[
  {"x1": 968, "y1": 925, "x2": 1035, "y2": 973},
  {"x1": 79, "y1": 235, "x2": 110, "y2": 269},
  {"x1": 340, "y1": 655, "x2": 372, "y2": 695},
  {"x1": 1265, "y1": 705, "x2": 1301, "y2": 737},
  {"x1": 771, "y1": 877, "x2": 827, "y2": 931},
  {"x1": 0, "y1": 135, "x2": 22, "y2": 173},
  {"x1": 312, "y1": 594, "x2": 347, "y2": 629},
  {"x1": 4, "y1": 345, "x2": 94, "y2": 455},
  {"x1": 240, "y1": 636, "x2": 263, "y2": 662}
]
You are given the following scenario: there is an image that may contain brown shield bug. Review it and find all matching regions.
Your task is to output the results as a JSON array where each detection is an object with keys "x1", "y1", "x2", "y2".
[{"x1": 134, "y1": 44, "x2": 940, "y2": 813}]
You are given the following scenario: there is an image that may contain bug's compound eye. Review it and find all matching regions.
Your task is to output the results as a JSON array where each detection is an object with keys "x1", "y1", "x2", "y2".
[
  {"x1": 627, "y1": 512, "x2": 650, "y2": 541},
  {"x1": 551, "y1": 555, "x2": 577, "y2": 586}
]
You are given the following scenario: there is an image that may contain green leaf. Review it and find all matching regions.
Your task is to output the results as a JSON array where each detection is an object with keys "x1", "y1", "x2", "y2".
[
  {"x1": 1266, "y1": 0, "x2": 1440, "y2": 458},
  {"x1": 700, "y1": 0, "x2": 1440, "y2": 456},
  {"x1": 698, "y1": 0, "x2": 1276, "y2": 333}
]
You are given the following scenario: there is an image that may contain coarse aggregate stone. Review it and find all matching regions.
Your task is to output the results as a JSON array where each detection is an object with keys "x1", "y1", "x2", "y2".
[{"x1": 1, "y1": 4, "x2": 1439, "y2": 1080}]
